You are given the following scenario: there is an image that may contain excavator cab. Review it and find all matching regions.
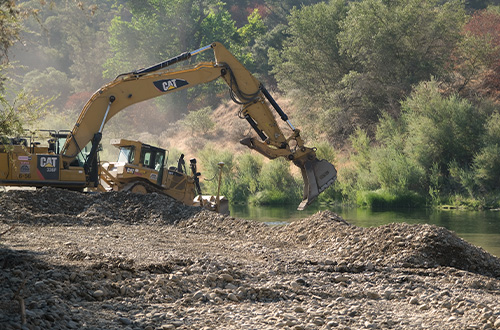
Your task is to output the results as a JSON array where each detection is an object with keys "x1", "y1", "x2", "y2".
[{"x1": 0, "y1": 130, "x2": 91, "y2": 190}]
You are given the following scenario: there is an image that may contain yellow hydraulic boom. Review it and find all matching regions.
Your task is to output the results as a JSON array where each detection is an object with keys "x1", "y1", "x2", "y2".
[{"x1": 57, "y1": 42, "x2": 336, "y2": 209}]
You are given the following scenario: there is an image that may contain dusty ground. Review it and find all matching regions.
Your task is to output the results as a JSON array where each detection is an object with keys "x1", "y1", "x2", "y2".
[{"x1": 1, "y1": 188, "x2": 500, "y2": 330}]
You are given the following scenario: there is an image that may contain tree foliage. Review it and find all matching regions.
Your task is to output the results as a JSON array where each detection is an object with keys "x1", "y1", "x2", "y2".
[
  {"x1": 178, "y1": 106, "x2": 215, "y2": 135},
  {"x1": 337, "y1": 0, "x2": 466, "y2": 131},
  {"x1": 0, "y1": 0, "x2": 21, "y2": 94},
  {"x1": 270, "y1": 0, "x2": 349, "y2": 106},
  {"x1": 103, "y1": 0, "x2": 267, "y2": 120},
  {"x1": 0, "y1": 1, "x2": 50, "y2": 137},
  {"x1": 22, "y1": 67, "x2": 71, "y2": 106},
  {"x1": 341, "y1": 79, "x2": 500, "y2": 207},
  {"x1": 452, "y1": 9, "x2": 500, "y2": 97},
  {"x1": 271, "y1": 0, "x2": 468, "y2": 142},
  {"x1": 0, "y1": 90, "x2": 49, "y2": 137},
  {"x1": 402, "y1": 79, "x2": 486, "y2": 172},
  {"x1": 473, "y1": 112, "x2": 500, "y2": 191},
  {"x1": 0, "y1": 0, "x2": 20, "y2": 64}
]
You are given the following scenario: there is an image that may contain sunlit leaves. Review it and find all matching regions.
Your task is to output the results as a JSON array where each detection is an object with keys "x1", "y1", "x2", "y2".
[{"x1": 0, "y1": 90, "x2": 50, "y2": 137}]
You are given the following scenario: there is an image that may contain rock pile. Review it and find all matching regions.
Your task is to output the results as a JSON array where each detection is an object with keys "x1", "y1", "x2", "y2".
[
  {"x1": 0, "y1": 188, "x2": 499, "y2": 330},
  {"x1": 274, "y1": 211, "x2": 500, "y2": 277},
  {"x1": 0, "y1": 187, "x2": 200, "y2": 226}
]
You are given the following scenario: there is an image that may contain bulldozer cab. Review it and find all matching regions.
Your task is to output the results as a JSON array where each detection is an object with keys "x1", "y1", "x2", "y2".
[
  {"x1": 139, "y1": 145, "x2": 165, "y2": 171},
  {"x1": 116, "y1": 145, "x2": 135, "y2": 164},
  {"x1": 139, "y1": 144, "x2": 165, "y2": 185},
  {"x1": 110, "y1": 139, "x2": 166, "y2": 185}
]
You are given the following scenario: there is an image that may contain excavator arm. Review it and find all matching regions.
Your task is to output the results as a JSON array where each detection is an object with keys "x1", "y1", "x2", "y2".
[{"x1": 61, "y1": 42, "x2": 336, "y2": 210}]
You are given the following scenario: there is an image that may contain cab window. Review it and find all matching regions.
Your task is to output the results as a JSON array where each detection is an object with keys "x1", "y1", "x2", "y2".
[
  {"x1": 154, "y1": 152, "x2": 164, "y2": 171},
  {"x1": 142, "y1": 151, "x2": 152, "y2": 167},
  {"x1": 117, "y1": 146, "x2": 135, "y2": 163}
]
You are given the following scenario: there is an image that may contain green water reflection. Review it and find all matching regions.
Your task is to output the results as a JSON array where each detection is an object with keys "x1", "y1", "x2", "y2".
[{"x1": 229, "y1": 204, "x2": 500, "y2": 258}]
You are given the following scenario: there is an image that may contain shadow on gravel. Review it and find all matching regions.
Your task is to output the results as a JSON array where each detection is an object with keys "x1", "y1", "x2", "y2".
[{"x1": 0, "y1": 246, "x2": 79, "y2": 329}]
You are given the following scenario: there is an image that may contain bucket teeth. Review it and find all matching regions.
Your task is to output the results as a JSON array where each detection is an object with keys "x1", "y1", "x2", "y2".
[{"x1": 298, "y1": 158, "x2": 337, "y2": 210}]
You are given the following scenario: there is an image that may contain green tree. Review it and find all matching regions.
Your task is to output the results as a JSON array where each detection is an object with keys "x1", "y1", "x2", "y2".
[
  {"x1": 0, "y1": 91, "x2": 49, "y2": 137},
  {"x1": 105, "y1": 1, "x2": 267, "y2": 119},
  {"x1": 63, "y1": 4, "x2": 113, "y2": 91},
  {"x1": 10, "y1": 0, "x2": 115, "y2": 115},
  {"x1": 103, "y1": 0, "x2": 210, "y2": 120},
  {"x1": 337, "y1": 0, "x2": 467, "y2": 132},
  {"x1": 335, "y1": 78, "x2": 498, "y2": 206},
  {"x1": 238, "y1": 9, "x2": 266, "y2": 47},
  {"x1": 270, "y1": 0, "x2": 350, "y2": 108},
  {"x1": 0, "y1": 1, "x2": 20, "y2": 65},
  {"x1": 251, "y1": 158, "x2": 301, "y2": 205},
  {"x1": 178, "y1": 106, "x2": 215, "y2": 135},
  {"x1": 197, "y1": 144, "x2": 235, "y2": 197},
  {"x1": 22, "y1": 67, "x2": 72, "y2": 108},
  {"x1": 452, "y1": 9, "x2": 500, "y2": 96},
  {"x1": 0, "y1": 1, "x2": 49, "y2": 137},
  {"x1": 0, "y1": 0, "x2": 21, "y2": 93},
  {"x1": 231, "y1": 152, "x2": 262, "y2": 201},
  {"x1": 473, "y1": 112, "x2": 500, "y2": 191},
  {"x1": 199, "y1": 5, "x2": 237, "y2": 51},
  {"x1": 402, "y1": 79, "x2": 485, "y2": 173}
]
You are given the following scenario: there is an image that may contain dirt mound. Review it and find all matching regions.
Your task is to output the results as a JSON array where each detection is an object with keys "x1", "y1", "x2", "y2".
[
  {"x1": 275, "y1": 210, "x2": 500, "y2": 277},
  {"x1": 1, "y1": 189, "x2": 499, "y2": 277},
  {"x1": 0, "y1": 187, "x2": 200, "y2": 226},
  {"x1": 2, "y1": 190, "x2": 500, "y2": 329}
]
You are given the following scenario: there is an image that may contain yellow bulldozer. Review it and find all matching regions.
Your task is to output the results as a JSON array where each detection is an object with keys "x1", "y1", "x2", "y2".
[
  {"x1": 99, "y1": 139, "x2": 228, "y2": 214},
  {"x1": 0, "y1": 42, "x2": 337, "y2": 210}
]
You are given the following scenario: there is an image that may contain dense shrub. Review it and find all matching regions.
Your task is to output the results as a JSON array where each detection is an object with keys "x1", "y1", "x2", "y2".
[
  {"x1": 197, "y1": 146, "x2": 302, "y2": 205},
  {"x1": 356, "y1": 189, "x2": 426, "y2": 209}
]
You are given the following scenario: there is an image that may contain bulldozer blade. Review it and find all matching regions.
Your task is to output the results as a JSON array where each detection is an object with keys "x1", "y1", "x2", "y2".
[{"x1": 297, "y1": 158, "x2": 337, "y2": 210}]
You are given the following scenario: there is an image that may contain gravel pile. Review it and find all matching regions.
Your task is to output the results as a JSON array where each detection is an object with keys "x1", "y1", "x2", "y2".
[
  {"x1": 1, "y1": 188, "x2": 500, "y2": 330},
  {"x1": 275, "y1": 211, "x2": 500, "y2": 277},
  {"x1": 0, "y1": 187, "x2": 200, "y2": 226}
]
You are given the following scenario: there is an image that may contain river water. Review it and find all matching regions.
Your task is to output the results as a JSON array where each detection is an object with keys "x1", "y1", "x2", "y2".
[{"x1": 229, "y1": 204, "x2": 500, "y2": 258}]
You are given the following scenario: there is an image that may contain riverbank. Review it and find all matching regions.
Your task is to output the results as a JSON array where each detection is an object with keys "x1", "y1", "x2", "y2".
[{"x1": 1, "y1": 188, "x2": 500, "y2": 329}]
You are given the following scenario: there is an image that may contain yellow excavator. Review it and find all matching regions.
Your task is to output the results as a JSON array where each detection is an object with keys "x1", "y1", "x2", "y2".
[{"x1": 0, "y1": 42, "x2": 336, "y2": 210}]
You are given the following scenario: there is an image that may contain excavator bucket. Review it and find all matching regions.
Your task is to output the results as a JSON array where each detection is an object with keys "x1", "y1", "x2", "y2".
[{"x1": 297, "y1": 158, "x2": 337, "y2": 210}]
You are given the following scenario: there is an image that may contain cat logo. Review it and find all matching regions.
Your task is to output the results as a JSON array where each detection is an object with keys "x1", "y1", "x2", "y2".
[
  {"x1": 40, "y1": 156, "x2": 58, "y2": 168},
  {"x1": 153, "y1": 79, "x2": 189, "y2": 92},
  {"x1": 37, "y1": 155, "x2": 59, "y2": 179}
]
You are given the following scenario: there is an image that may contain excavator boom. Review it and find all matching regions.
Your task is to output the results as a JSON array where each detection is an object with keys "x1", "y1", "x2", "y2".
[{"x1": 58, "y1": 42, "x2": 337, "y2": 209}]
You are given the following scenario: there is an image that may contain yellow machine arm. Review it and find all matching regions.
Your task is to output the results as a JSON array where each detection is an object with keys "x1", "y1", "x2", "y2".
[{"x1": 61, "y1": 42, "x2": 336, "y2": 210}]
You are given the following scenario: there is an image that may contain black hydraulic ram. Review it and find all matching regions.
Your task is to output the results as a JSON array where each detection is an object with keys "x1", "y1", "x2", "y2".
[
  {"x1": 260, "y1": 85, "x2": 296, "y2": 131},
  {"x1": 244, "y1": 85, "x2": 297, "y2": 143},
  {"x1": 244, "y1": 115, "x2": 268, "y2": 141},
  {"x1": 132, "y1": 44, "x2": 213, "y2": 76}
]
